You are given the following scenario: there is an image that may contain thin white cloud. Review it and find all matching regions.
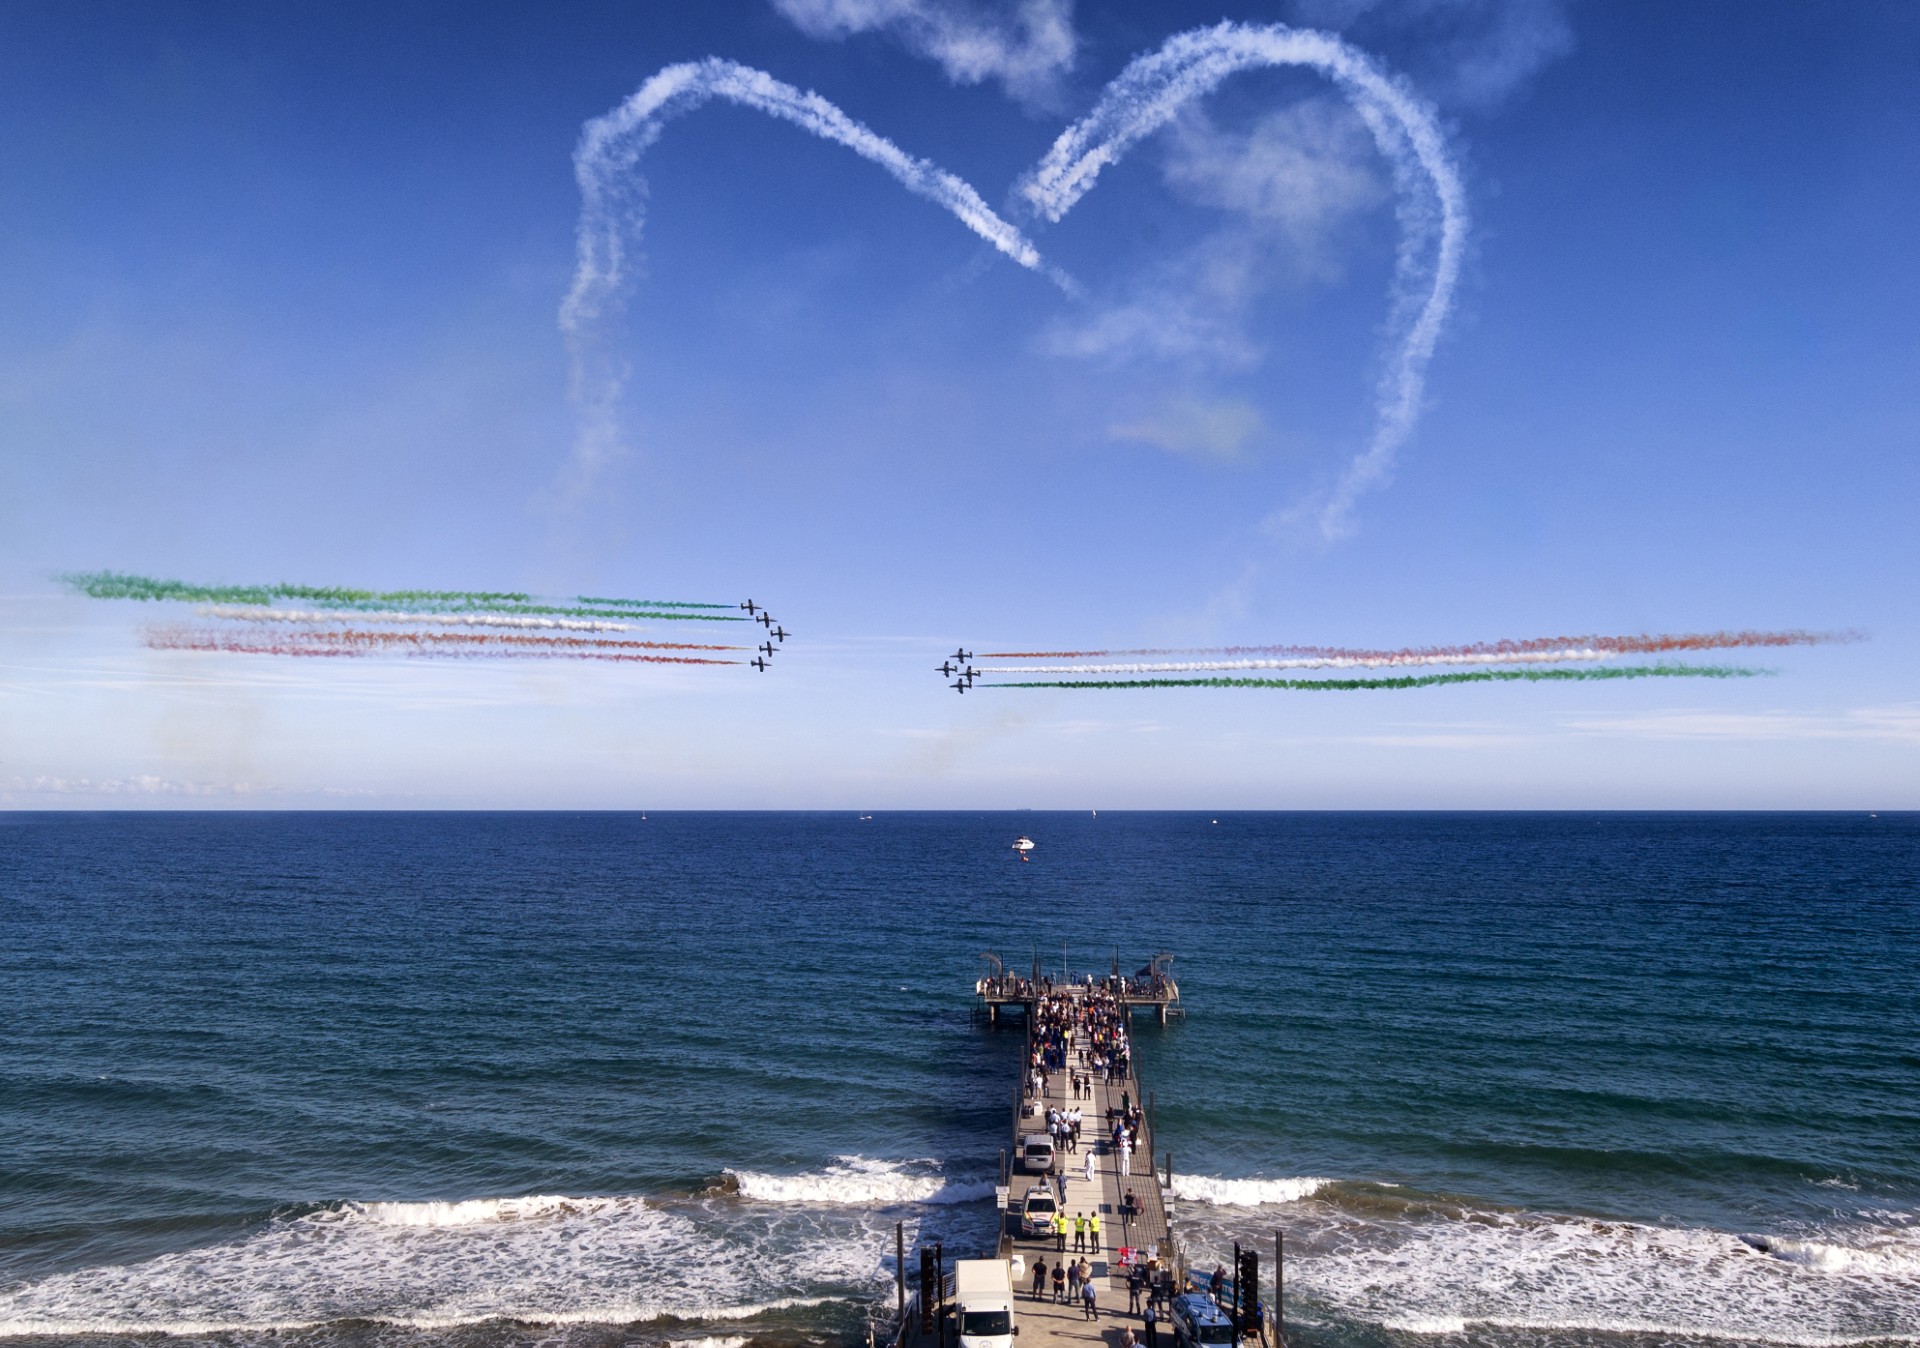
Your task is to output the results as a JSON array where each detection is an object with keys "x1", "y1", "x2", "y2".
[
  {"x1": 1046, "y1": 98, "x2": 1390, "y2": 370},
  {"x1": 768, "y1": 0, "x2": 1077, "y2": 104},
  {"x1": 1, "y1": 774, "x2": 261, "y2": 797},
  {"x1": 1110, "y1": 397, "x2": 1266, "y2": 462},
  {"x1": 1161, "y1": 98, "x2": 1391, "y2": 276},
  {"x1": 1287, "y1": 0, "x2": 1574, "y2": 108},
  {"x1": 1562, "y1": 706, "x2": 1920, "y2": 746}
]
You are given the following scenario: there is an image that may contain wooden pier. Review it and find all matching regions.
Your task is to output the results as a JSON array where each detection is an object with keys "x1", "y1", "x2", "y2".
[
  {"x1": 890, "y1": 956, "x2": 1194, "y2": 1348},
  {"x1": 975, "y1": 952, "x2": 1183, "y2": 1025}
]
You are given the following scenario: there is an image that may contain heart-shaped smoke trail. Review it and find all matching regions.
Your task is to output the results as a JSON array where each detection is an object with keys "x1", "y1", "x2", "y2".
[
  {"x1": 559, "y1": 58, "x2": 1056, "y2": 490},
  {"x1": 1021, "y1": 21, "x2": 1469, "y2": 541},
  {"x1": 561, "y1": 25, "x2": 1467, "y2": 538}
]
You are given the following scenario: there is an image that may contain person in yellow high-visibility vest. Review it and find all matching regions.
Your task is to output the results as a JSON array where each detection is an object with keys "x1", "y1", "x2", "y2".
[
  {"x1": 1073, "y1": 1212, "x2": 1087, "y2": 1251},
  {"x1": 1054, "y1": 1209, "x2": 1068, "y2": 1252},
  {"x1": 1088, "y1": 1210, "x2": 1102, "y2": 1252}
]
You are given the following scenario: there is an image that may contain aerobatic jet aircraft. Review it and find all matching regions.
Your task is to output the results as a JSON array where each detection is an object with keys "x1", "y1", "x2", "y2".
[
  {"x1": 741, "y1": 600, "x2": 759, "y2": 615},
  {"x1": 771, "y1": 626, "x2": 789, "y2": 643}
]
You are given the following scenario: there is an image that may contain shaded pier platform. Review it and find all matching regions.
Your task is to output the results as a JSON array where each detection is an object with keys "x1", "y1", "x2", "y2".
[{"x1": 976, "y1": 952, "x2": 1183, "y2": 1025}]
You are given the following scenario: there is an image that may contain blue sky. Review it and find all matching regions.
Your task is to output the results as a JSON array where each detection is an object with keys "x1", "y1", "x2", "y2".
[{"x1": 1, "y1": 0, "x2": 1915, "y2": 808}]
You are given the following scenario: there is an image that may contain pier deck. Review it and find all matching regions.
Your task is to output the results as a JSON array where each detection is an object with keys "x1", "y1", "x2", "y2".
[
  {"x1": 998, "y1": 989, "x2": 1178, "y2": 1313},
  {"x1": 896, "y1": 968, "x2": 1184, "y2": 1348}
]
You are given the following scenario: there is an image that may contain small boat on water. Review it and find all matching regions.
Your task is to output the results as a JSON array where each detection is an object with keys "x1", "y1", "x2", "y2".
[{"x1": 1011, "y1": 836, "x2": 1035, "y2": 852}]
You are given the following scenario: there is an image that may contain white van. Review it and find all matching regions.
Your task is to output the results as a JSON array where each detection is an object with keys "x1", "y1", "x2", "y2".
[
  {"x1": 953, "y1": 1259, "x2": 1016, "y2": 1348},
  {"x1": 1020, "y1": 1133, "x2": 1055, "y2": 1174}
]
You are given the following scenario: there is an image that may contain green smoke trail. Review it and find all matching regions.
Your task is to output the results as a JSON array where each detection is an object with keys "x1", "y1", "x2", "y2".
[
  {"x1": 578, "y1": 595, "x2": 734, "y2": 611},
  {"x1": 59, "y1": 572, "x2": 745, "y2": 622},
  {"x1": 983, "y1": 664, "x2": 1774, "y2": 691}
]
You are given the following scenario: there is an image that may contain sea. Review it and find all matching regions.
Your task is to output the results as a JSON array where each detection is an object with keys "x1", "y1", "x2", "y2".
[{"x1": 2, "y1": 812, "x2": 1917, "y2": 1348}]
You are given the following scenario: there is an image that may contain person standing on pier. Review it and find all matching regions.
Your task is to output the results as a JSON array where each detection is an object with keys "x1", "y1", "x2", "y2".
[
  {"x1": 1032, "y1": 1257, "x2": 1048, "y2": 1301},
  {"x1": 1052, "y1": 1259, "x2": 1067, "y2": 1304},
  {"x1": 1067, "y1": 1255, "x2": 1082, "y2": 1303},
  {"x1": 1054, "y1": 1209, "x2": 1068, "y2": 1253},
  {"x1": 1084, "y1": 1147, "x2": 1096, "y2": 1186},
  {"x1": 1082, "y1": 1273, "x2": 1099, "y2": 1321},
  {"x1": 1089, "y1": 1209, "x2": 1101, "y2": 1252},
  {"x1": 1119, "y1": 1134, "x2": 1132, "y2": 1176},
  {"x1": 1143, "y1": 1297, "x2": 1160, "y2": 1348},
  {"x1": 1073, "y1": 1211, "x2": 1086, "y2": 1252}
]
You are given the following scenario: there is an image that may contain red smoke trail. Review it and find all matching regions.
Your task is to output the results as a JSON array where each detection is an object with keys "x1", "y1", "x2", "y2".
[
  {"x1": 979, "y1": 629, "x2": 1858, "y2": 661},
  {"x1": 147, "y1": 626, "x2": 743, "y2": 654},
  {"x1": 145, "y1": 629, "x2": 739, "y2": 665}
]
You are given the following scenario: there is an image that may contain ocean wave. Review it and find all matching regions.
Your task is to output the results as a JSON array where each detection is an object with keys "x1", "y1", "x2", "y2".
[
  {"x1": 1190, "y1": 1206, "x2": 1920, "y2": 1347},
  {"x1": 1377, "y1": 1313, "x2": 1917, "y2": 1347},
  {"x1": 0, "y1": 1189, "x2": 884, "y2": 1339},
  {"x1": 1168, "y1": 1174, "x2": 1332, "y2": 1207},
  {"x1": 727, "y1": 1156, "x2": 995, "y2": 1207},
  {"x1": 337, "y1": 1194, "x2": 629, "y2": 1226},
  {"x1": 1748, "y1": 1232, "x2": 1920, "y2": 1278},
  {"x1": 0, "y1": 1296, "x2": 836, "y2": 1340}
]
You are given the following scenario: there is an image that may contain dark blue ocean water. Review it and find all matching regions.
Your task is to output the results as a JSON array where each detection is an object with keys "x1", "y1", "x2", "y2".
[{"x1": 1, "y1": 812, "x2": 1916, "y2": 1348}]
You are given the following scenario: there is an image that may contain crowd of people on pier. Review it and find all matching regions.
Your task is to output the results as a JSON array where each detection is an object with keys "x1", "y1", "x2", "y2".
[
  {"x1": 1005, "y1": 984, "x2": 1191, "y2": 1334},
  {"x1": 1045, "y1": 1104, "x2": 1082, "y2": 1153}
]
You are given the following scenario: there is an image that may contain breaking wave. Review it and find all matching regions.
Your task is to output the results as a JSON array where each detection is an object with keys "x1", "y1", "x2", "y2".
[
  {"x1": 0, "y1": 1190, "x2": 883, "y2": 1338},
  {"x1": 341, "y1": 1194, "x2": 626, "y2": 1226},
  {"x1": 1182, "y1": 1199, "x2": 1920, "y2": 1347},
  {"x1": 1168, "y1": 1174, "x2": 1332, "y2": 1207},
  {"x1": 726, "y1": 1156, "x2": 995, "y2": 1207}
]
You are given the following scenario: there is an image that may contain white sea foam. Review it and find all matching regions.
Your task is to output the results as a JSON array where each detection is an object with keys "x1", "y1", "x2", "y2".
[
  {"x1": 729, "y1": 1155, "x2": 995, "y2": 1207},
  {"x1": 1752, "y1": 1233, "x2": 1920, "y2": 1278},
  {"x1": 342, "y1": 1194, "x2": 625, "y2": 1226},
  {"x1": 1182, "y1": 1205, "x2": 1920, "y2": 1347},
  {"x1": 668, "y1": 1336, "x2": 750, "y2": 1348},
  {"x1": 0, "y1": 1189, "x2": 887, "y2": 1339},
  {"x1": 1169, "y1": 1174, "x2": 1332, "y2": 1207}
]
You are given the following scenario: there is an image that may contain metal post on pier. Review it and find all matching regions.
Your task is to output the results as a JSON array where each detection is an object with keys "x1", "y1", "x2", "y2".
[
  {"x1": 1275, "y1": 1230, "x2": 1285, "y2": 1348},
  {"x1": 1232, "y1": 1242, "x2": 1242, "y2": 1340},
  {"x1": 895, "y1": 1222, "x2": 905, "y2": 1335}
]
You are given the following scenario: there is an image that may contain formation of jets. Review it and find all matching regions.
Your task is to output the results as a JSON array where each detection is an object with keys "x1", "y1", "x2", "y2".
[
  {"x1": 739, "y1": 600, "x2": 789, "y2": 673},
  {"x1": 940, "y1": 648, "x2": 980, "y2": 693}
]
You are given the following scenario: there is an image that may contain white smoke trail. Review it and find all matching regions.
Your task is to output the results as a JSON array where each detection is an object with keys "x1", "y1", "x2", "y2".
[
  {"x1": 1019, "y1": 21, "x2": 1469, "y2": 539},
  {"x1": 982, "y1": 649, "x2": 1616, "y2": 676},
  {"x1": 560, "y1": 57, "x2": 1057, "y2": 485},
  {"x1": 200, "y1": 607, "x2": 637, "y2": 634}
]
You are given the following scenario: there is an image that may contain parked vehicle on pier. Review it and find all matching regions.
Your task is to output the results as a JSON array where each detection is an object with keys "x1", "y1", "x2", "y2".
[
  {"x1": 1171, "y1": 1293, "x2": 1236, "y2": 1348},
  {"x1": 1019, "y1": 1185, "x2": 1058, "y2": 1238},
  {"x1": 953, "y1": 1259, "x2": 1017, "y2": 1348},
  {"x1": 1019, "y1": 1133, "x2": 1055, "y2": 1174}
]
